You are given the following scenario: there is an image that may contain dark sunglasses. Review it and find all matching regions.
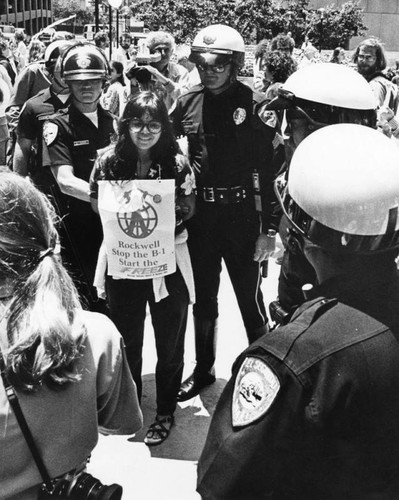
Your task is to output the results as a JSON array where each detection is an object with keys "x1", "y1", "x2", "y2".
[{"x1": 197, "y1": 63, "x2": 230, "y2": 73}]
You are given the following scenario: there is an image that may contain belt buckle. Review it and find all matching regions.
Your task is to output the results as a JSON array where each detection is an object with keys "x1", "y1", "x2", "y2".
[{"x1": 204, "y1": 187, "x2": 215, "y2": 202}]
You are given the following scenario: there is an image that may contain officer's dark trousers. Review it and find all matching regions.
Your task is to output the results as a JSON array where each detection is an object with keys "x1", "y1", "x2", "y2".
[
  {"x1": 106, "y1": 269, "x2": 189, "y2": 416},
  {"x1": 60, "y1": 208, "x2": 107, "y2": 314},
  {"x1": 187, "y1": 199, "x2": 268, "y2": 375}
]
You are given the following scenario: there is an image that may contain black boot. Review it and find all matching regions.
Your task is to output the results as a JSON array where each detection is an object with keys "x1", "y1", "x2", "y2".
[{"x1": 177, "y1": 318, "x2": 217, "y2": 402}]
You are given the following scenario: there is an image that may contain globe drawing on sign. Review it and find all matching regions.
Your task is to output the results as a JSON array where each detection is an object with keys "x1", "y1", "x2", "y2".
[{"x1": 117, "y1": 194, "x2": 158, "y2": 239}]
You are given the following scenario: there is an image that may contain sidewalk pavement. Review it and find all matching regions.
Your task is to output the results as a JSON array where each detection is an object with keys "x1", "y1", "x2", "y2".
[{"x1": 87, "y1": 244, "x2": 283, "y2": 499}]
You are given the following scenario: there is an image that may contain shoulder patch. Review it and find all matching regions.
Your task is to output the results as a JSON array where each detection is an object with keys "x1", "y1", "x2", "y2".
[
  {"x1": 232, "y1": 356, "x2": 280, "y2": 427},
  {"x1": 43, "y1": 121, "x2": 58, "y2": 146}
]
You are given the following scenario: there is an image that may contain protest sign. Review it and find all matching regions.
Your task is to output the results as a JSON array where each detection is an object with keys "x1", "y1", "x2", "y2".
[{"x1": 98, "y1": 179, "x2": 176, "y2": 279}]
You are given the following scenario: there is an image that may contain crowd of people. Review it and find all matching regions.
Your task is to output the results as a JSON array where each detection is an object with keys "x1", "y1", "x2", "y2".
[{"x1": 1, "y1": 20, "x2": 399, "y2": 499}]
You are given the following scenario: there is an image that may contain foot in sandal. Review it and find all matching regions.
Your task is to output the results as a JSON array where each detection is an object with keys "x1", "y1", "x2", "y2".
[{"x1": 144, "y1": 414, "x2": 174, "y2": 446}]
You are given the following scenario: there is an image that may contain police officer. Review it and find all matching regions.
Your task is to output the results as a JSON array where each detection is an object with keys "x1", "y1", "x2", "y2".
[
  {"x1": 13, "y1": 40, "x2": 73, "y2": 194},
  {"x1": 262, "y1": 63, "x2": 377, "y2": 318},
  {"x1": 198, "y1": 124, "x2": 399, "y2": 499},
  {"x1": 172, "y1": 25, "x2": 278, "y2": 401},
  {"x1": 42, "y1": 43, "x2": 113, "y2": 312}
]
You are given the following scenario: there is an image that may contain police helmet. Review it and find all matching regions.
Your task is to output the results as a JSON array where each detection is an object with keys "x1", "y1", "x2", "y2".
[
  {"x1": 266, "y1": 63, "x2": 376, "y2": 128},
  {"x1": 276, "y1": 124, "x2": 399, "y2": 254},
  {"x1": 190, "y1": 24, "x2": 245, "y2": 68},
  {"x1": 44, "y1": 40, "x2": 74, "y2": 74},
  {"x1": 61, "y1": 43, "x2": 110, "y2": 81}
]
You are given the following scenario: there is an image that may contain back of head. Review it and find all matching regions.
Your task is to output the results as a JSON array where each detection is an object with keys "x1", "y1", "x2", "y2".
[
  {"x1": 270, "y1": 33, "x2": 295, "y2": 54},
  {"x1": 261, "y1": 50, "x2": 296, "y2": 84},
  {"x1": 0, "y1": 38, "x2": 8, "y2": 56},
  {"x1": 0, "y1": 173, "x2": 83, "y2": 392},
  {"x1": 94, "y1": 30, "x2": 108, "y2": 48},
  {"x1": 280, "y1": 124, "x2": 399, "y2": 255},
  {"x1": 14, "y1": 29, "x2": 25, "y2": 43}
]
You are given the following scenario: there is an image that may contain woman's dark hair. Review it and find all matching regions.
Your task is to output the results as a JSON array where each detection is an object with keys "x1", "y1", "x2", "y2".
[
  {"x1": 261, "y1": 50, "x2": 296, "y2": 84},
  {"x1": 0, "y1": 39, "x2": 8, "y2": 56},
  {"x1": 97, "y1": 91, "x2": 178, "y2": 180},
  {"x1": 110, "y1": 60, "x2": 125, "y2": 86},
  {"x1": 0, "y1": 173, "x2": 84, "y2": 392},
  {"x1": 330, "y1": 47, "x2": 344, "y2": 64}
]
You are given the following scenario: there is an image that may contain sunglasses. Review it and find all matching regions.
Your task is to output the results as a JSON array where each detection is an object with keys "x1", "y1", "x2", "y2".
[
  {"x1": 197, "y1": 63, "x2": 230, "y2": 73},
  {"x1": 129, "y1": 119, "x2": 162, "y2": 134}
]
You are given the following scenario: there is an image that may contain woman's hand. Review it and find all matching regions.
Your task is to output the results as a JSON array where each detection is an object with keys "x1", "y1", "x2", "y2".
[{"x1": 176, "y1": 193, "x2": 195, "y2": 221}]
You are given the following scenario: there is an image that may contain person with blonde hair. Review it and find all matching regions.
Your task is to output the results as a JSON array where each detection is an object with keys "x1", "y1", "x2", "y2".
[
  {"x1": 0, "y1": 172, "x2": 142, "y2": 499},
  {"x1": 134, "y1": 30, "x2": 190, "y2": 109},
  {"x1": 27, "y1": 39, "x2": 45, "y2": 63}
]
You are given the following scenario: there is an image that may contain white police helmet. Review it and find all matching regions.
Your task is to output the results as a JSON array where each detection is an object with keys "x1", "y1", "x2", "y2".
[
  {"x1": 190, "y1": 24, "x2": 245, "y2": 67},
  {"x1": 276, "y1": 124, "x2": 399, "y2": 253},
  {"x1": 268, "y1": 63, "x2": 375, "y2": 110}
]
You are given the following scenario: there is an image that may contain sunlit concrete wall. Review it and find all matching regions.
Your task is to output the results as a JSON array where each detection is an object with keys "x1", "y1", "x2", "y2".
[{"x1": 309, "y1": 0, "x2": 399, "y2": 50}]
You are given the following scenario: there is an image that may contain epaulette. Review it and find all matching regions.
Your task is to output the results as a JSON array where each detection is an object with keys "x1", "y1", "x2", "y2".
[
  {"x1": 45, "y1": 107, "x2": 69, "y2": 122},
  {"x1": 249, "y1": 297, "x2": 338, "y2": 363}
]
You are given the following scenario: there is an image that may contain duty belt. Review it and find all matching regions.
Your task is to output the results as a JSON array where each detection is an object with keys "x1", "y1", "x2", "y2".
[{"x1": 197, "y1": 186, "x2": 248, "y2": 204}]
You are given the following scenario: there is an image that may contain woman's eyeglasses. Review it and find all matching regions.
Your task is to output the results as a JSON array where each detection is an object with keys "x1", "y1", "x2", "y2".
[
  {"x1": 197, "y1": 63, "x2": 230, "y2": 73},
  {"x1": 129, "y1": 119, "x2": 162, "y2": 134}
]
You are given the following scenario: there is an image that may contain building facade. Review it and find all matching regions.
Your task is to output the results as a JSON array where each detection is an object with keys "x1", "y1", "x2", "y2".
[
  {"x1": 0, "y1": 0, "x2": 52, "y2": 36},
  {"x1": 309, "y1": 0, "x2": 399, "y2": 50}
]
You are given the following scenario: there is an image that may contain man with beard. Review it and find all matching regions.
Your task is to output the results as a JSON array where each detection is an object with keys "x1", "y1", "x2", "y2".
[
  {"x1": 353, "y1": 38, "x2": 399, "y2": 136},
  {"x1": 113, "y1": 32, "x2": 133, "y2": 69}
]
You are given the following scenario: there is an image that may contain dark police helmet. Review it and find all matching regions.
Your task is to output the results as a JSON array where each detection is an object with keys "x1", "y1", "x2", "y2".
[{"x1": 61, "y1": 43, "x2": 110, "y2": 81}]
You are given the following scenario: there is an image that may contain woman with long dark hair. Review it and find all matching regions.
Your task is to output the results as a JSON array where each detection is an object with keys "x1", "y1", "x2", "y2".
[
  {"x1": 101, "y1": 60, "x2": 128, "y2": 118},
  {"x1": 0, "y1": 173, "x2": 142, "y2": 499},
  {"x1": 90, "y1": 91, "x2": 195, "y2": 445}
]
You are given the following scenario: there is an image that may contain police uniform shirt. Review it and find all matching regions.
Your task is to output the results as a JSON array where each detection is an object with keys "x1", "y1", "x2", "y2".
[
  {"x1": 198, "y1": 261, "x2": 399, "y2": 499},
  {"x1": 172, "y1": 81, "x2": 278, "y2": 229},
  {"x1": 8, "y1": 61, "x2": 52, "y2": 109},
  {"x1": 17, "y1": 87, "x2": 68, "y2": 142},
  {"x1": 42, "y1": 103, "x2": 114, "y2": 213}
]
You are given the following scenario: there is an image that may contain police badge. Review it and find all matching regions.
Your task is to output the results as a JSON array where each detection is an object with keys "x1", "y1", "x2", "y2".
[
  {"x1": 43, "y1": 121, "x2": 59, "y2": 146},
  {"x1": 232, "y1": 356, "x2": 280, "y2": 427},
  {"x1": 233, "y1": 107, "x2": 246, "y2": 125}
]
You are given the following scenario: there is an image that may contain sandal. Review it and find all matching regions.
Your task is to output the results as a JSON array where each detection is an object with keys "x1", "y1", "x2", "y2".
[{"x1": 144, "y1": 414, "x2": 174, "y2": 446}]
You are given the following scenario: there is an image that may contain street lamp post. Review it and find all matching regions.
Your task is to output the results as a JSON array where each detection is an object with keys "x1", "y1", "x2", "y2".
[
  {"x1": 318, "y1": 7, "x2": 327, "y2": 53},
  {"x1": 284, "y1": 10, "x2": 294, "y2": 35},
  {"x1": 95, "y1": 0, "x2": 100, "y2": 34}
]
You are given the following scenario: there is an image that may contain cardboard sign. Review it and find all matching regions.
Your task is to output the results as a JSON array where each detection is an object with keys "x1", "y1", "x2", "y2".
[{"x1": 98, "y1": 179, "x2": 176, "y2": 280}]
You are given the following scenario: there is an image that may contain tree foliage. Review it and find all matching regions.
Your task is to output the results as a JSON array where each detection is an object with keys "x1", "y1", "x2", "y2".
[
  {"x1": 53, "y1": 0, "x2": 367, "y2": 49},
  {"x1": 53, "y1": 0, "x2": 93, "y2": 26},
  {"x1": 306, "y1": 2, "x2": 367, "y2": 50}
]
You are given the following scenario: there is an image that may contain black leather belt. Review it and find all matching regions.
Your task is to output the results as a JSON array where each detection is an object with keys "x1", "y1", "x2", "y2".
[{"x1": 197, "y1": 186, "x2": 248, "y2": 204}]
